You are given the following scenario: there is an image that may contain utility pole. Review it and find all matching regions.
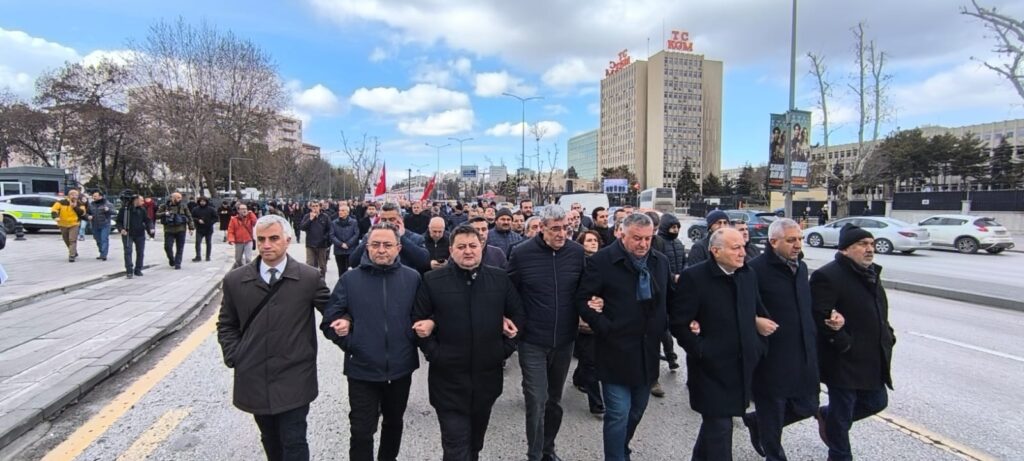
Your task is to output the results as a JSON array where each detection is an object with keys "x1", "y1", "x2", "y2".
[
  {"x1": 425, "y1": 143, "x2": 450, "y2": 201},
  {"x1": 784, "y1": 0, "x2": 798, "y2": 218},
  {"x1": 449, "y1": 137, "x2": 474, "y2": 200},
  {"x1": 502, "y1": 92, "x2": 543, "y2": 184}
]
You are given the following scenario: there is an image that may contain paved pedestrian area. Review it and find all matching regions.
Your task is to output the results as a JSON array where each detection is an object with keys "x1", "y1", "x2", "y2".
[{"x1": 0, "y1": 231, "x2": 233, "y2": 449}]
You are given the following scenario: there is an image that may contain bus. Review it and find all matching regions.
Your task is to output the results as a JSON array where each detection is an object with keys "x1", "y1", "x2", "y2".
[{"x1": 638, "y1": 187, "x2": 675, "y2": 213}]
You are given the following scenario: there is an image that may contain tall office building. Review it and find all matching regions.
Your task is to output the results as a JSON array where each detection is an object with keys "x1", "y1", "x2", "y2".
[
  {"x1": 567, "y1": 129, "x2": 599, "y2": 182},
  {"x1": 598, "y1": 41, "x2": 722, "y2": 190}
]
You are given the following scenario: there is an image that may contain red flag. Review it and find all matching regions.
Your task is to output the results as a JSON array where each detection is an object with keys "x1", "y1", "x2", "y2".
[
  {"x1": 374, "y1": 163, "x2": 387, "y2": 196},
  {"x1": 420, "y1": 175, "x2": 436, "y2": 201}
]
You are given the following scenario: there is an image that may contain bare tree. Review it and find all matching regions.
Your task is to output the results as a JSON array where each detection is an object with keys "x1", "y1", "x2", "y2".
[
  {"x1": 340, "y1": 131, "x2": 382, "y2": 196},
  {"x1": 544, "y1": 143, "x2": 561, "y2": 195},
  {"x1": 129, "y1": 18, "x2": 285, "y2": 197},
  {"x1": 962, "y1": 0, "x2": 1024, "y2": 101}
]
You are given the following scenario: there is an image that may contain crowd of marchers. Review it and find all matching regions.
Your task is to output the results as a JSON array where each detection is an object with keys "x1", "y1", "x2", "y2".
[{"x1": 212, "y1": 197, "x2": 896, "y2": 461}]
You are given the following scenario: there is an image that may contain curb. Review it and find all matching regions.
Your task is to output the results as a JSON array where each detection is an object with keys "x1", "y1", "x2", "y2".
[
  {"x1": 0, "y1": 268, "x2": 225, "y2": 452},
  {"x1": 0, "y1": 265, "x2": 156, "y2": 315},
  {"x1": 881, "y1": 279, "x2": 1024, "y2": 313}
]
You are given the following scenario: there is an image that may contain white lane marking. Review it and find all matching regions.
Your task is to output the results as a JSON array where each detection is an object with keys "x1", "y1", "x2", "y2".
[{"x1": 908, "y1": 331, "x2": 1024, "y2": 364}]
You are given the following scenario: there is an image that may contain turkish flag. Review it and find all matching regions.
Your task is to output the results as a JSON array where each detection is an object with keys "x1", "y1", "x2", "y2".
[
  {"x1": 374, "y1": 163, "x2": 387, "y2": 196},
  {"x1": 420, "y1": 175, "x2": 436, "y2": 201}
]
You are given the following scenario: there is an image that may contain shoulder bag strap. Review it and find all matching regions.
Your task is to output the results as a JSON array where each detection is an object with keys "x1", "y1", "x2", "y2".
[{"x1": 241, "y1": 280, "x2": 284, "y2": 334}]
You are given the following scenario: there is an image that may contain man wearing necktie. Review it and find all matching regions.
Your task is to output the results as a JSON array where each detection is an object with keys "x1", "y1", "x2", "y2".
[{"x1": 217, "y1": 214, "x2": 330, "y2": 461}]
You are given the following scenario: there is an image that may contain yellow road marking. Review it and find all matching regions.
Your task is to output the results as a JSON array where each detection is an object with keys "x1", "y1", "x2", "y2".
[
  {"x1": 114, "y1": 407, "x2": 191, "y2": 461},
  {"x1": 874, "y1": 411, "x2": 997, "y2": 461},
  {"x1": 41, "y1": 313, "x2": 217, "y2": 461}
]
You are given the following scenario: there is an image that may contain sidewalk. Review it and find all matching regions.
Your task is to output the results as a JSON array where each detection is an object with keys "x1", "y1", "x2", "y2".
[{"x1": 0, "y1": 232, "x2": 233, "y2": 450}]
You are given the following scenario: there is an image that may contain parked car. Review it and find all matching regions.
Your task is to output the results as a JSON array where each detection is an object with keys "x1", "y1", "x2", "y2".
[
  {"x1": 0, "y1": 194, "x2": 61, "y2": 234},
  {"x1": 686, "y1": 210, "x2": 776, "y2": 244},
  {"x1": 917, "y1": 214, "x2": 1015, "y2": 254},
  {"x1": 804, "y1": 216, "x2": 932, "y2": 254}
]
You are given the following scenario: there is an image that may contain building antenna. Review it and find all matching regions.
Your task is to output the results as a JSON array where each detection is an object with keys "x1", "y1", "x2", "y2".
[{"x1": 647, "y1": 37, "x2": 650, "y2": 59}]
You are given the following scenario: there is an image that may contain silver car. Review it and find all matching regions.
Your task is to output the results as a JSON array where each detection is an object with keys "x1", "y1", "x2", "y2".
[{"x1": 804, "y1": 216, "x2": 932, "y2": 254}]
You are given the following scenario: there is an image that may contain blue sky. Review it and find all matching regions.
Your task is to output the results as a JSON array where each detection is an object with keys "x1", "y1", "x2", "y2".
[{"x1": 2, "y1": 0, "x2": 1023, "y2": 185}]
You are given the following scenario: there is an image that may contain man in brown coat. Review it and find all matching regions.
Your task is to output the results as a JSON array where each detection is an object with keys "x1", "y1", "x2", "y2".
[{"x1": 217, "y1": 214, "x2": 330, "y2": 461}]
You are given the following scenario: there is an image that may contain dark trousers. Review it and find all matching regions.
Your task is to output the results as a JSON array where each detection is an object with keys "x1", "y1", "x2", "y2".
[
  {"x1": 660, "y1": 330, "x2": 677, "y2": 362},
  {"x1": 335, "y1": 253, "x2": 350, "y2": 278},
  {"x1": 436, "y1": 402, "x2": 496, "y2": 461},
  {"x1": 691, "y1": 415, "x2": 733, "y2": 461},
  {"x1": 253, "y1": 404, "x2": 310, "y2": 461},
  {"x1": 348, "y1": 376, "x2": 412, "y2": 461},
  {"x1": 749, "y1": 394, "x2": 819, "y2": 460},
  {"x1": 292, "y1": 221, "x2": 302, "y2": 243},
  {"x1": 519, "y1": 342, "x2": 574, "y2": 461},
  {"x1": 164, "y1": 231, "x2": 186, "y2": 265},
  {"x1": 122, "y1": 234, "x2": 145, "y2": 272},
  {"x1": 822, "y1": 386, "x2": 888, "y2": 461},
  {"x1": 572, "y1": 333, "x2": 603, "y2": 410},
  {"x1": 194, "y1": 229, "x2": 213, "y2": 259}
]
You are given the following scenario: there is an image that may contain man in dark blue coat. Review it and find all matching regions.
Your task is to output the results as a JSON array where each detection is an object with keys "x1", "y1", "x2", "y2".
[
  {"x1": 300, "y1": 201, "x2": 332, "y2": 279},
  {"x1": 742, "y1": 218, "x2": 833, "y2": 460},
  {"x1": 507, "y1": 205, "x2": 586, "y2": 461},
  {"x1": 670, "y1": 227, "x2": 772, "y2": 461},
  {"x1": 487, "y1": 208, "x2": 523, "y2": 256},
  {"x1": 577, "y1": 213, "x2": 670, "y2": 461},
  {"x1": 330, "y1": 203, "x2": 360, "y2": 278},
  {"x1": 349, "y1": 203, "x2": 430, "y2": 273},
  {"x1": 469, "y1": 217, "x2": 507, "y2": 268},
  {"x1": 810, "y1": 224, "x2": 894, "y2": 461},
  {"x1": 321, "y1": 222, "x2": 423, "y2": 461}
]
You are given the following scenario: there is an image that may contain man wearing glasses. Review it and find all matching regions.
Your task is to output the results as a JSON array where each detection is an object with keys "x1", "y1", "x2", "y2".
[
  {"x1": 321, "y1": 222, "x2": 427, "y2": 461},
  {"x1": 348, "y1": 203, "x2": 430, "y2": 273}
]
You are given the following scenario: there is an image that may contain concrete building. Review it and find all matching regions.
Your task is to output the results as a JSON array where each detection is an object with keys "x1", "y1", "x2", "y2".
[
  {"x1": 645, "y1": 51, "x2": 723, "y2": 189},
  {"x1": 599, "y1": 59, "x2": 648, "y2": 184},
  {"x1": 598, "y1": 48, "x2": 722, "y2": 190},
  {"x1": 809, "y1": 118, "x2": 1024, "y2": 189},
  {"x1": 567, "y1": 129, "x2": 599, "y2": 183},
  {"x1": 489, "y1": 165, "x2": 508, "y2": 184},
  {"x1": 267, "y1": 115, "x2": 303, "y2": 152},
  {"x1": 301, "y1": 143, "x2": 321, "y2": 158}
]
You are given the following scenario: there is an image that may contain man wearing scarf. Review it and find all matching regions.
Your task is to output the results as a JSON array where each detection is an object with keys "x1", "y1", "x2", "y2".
[
  {"x1": 810, "y1": 224, "x2": 895, "y2": 461},
  {"x1": 577, "y1": 213, "x2": 670, "y2": 461}
]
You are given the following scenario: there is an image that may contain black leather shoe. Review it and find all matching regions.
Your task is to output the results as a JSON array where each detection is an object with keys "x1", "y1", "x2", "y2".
[
  {"x1": 126, "y1": 273, "x2": 133, "y2": 279},
  {"x1": 191, "y1": 257, "x2": 202, "y2": 262},
  {"x1": 174, "y1": 264, "x2": 181, "y2": 270},
  {"x1": 743, "y1": 412, "x2": 765, "y2": 457},
  {"x1": 134, "y1": 270, "x2": 144, "y2": 276},
  {"x1": 542, "y1": 454, "x2": 564, "y2": 461},
  {"x1": 589, "y1": 404, "x2": 605, "y2": 415}
]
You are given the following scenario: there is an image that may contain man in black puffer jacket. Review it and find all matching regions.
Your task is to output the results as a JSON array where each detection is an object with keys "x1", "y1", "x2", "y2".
[
  {"x1": 506, "y1": 205, "x2": 586, "y2": 461},
  {"x1": 321, "y1": 223, "x2": 423, "y2": 461},
  {"x1": 653, "y1": 213, "x2": 686, "y2": 376}
]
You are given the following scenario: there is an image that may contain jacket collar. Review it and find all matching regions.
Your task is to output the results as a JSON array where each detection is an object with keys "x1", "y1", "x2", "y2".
[
  {"x1": 705, "y1": 258, "x2": 749, "y2": 278},
  {"x1": 240, "y1": 255, "x2": 301, "y2": 284},
  {"x1": 357, "y1": 252, "x2": 402, "y2": 273}
]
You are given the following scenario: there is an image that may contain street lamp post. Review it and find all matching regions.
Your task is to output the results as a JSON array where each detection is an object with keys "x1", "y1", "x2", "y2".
[
  {"x1": 448, "y1": 137, "x2": 473, "y2": 200},
  {"x1": 784, "y1": 0, "x2": 798, "y2": 218},
  {"x1": 425, "y1": 143, "x2": 450, "y2": 201},
  {"x1": 501, "y1": 92, "x2": 543, "y2": 183},
  {"x1": 228, "y1": 157, "x2": 253, "y2": 198}
]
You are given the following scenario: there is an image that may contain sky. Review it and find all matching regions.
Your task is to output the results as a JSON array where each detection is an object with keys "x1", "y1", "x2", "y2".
[{"x1": 2, "y1": 0, "x2": 1023, "y2": 185}]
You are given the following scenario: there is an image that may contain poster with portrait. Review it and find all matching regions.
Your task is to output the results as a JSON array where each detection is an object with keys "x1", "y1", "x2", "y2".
[{"x1": 767, "y1": 111, "x2": 811, "y2": 191}]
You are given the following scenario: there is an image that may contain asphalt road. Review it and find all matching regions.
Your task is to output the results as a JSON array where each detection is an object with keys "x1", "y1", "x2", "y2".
[{"x1": 7, "y1": 241, "x2": 1023, "y2": 461}]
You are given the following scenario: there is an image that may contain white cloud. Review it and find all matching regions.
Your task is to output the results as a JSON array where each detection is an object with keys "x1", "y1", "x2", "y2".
[
  {"x1": 294, "y1": 83, "x2": 341, "y2": 114},
  {"x1": 350, "y1": 83, "x2": 471, "y2": 115},
  {"x1": 398, "y1": 108, "x2": 475, "y2": 136},
  {"x1": 412, "y1": 57, "x2": 475, "y2": 87},
  {"x1": 474, "y1": 71, "x2": 535, "y2": 97},
  {"x1": 544, "y1": 104, "x2": 569, "y2": 115},
  {"x1": 451, "y1": 57, "x2": 472, "y2": 76},
  {"x1": 892, "y1": 61, "x2": 1020, "y2": 117},
  {"x1": 486, "y1": 120, "x2": 565, "y2": 138},
  {"x1": 80, "y1": 49, "x2": 137, "y2": 67},
  {"x1": 282, "y1": 108, "x2": 313, "y2": 128},
  {"x1": 369, "y1": 47, "x2": 389, "y2": 62},
  {"x1": 542, "y1": 58, "x2": 599, "y2": 89},
  {"x1": 0, "y1": 27, "x2": 80, "y2": 97}
]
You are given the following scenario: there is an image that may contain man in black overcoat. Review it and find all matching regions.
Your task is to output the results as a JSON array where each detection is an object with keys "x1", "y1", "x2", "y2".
[
  {"x1": 413, "y1": 225, "x2": 526, "y2": 461},
  {"x1": 742, "y1": 218, "x2": 844, "y2": 460},
  {"x1": 670, "y1": 227, "x2": 772, "y2": 461},
  {"x1": 810, "y1": 224, "x2": 895, "y2": 461}
]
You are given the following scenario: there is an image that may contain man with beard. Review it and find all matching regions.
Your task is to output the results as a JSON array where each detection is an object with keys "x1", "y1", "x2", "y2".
[
  {"x1": 811, "y1": 224, "x2": 894, "y2": 461},
  {"x1": 413, "y1": 225, "x2": 525, "y2": 461},
  {"x1": 590, "y1": 207, "x2": 613, "y2": 248},
  {"x1": 487, "y1": 208, "x2": 523, "y2": 256},
  {"x1": 687, "y1": 210, "x2": 730, "y2": 266},
  {"x1": 405, "y1": 201, "x2": 430, "y2": 235},
  {"x1": 519, "y1": 199, "x2": 535, "y2": 219},
  {"x1": 358, "y1": 203, "x2": 378, "y2": 239},
  {"x1": 512, "y1": 211, "x2": 526, "y2": 236}
]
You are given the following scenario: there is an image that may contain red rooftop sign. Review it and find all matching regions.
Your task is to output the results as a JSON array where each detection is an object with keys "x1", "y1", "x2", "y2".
[
  {"x1": 667, "y1": 30, "x2": 694, "y2": 52},
  {"x1": 605, "y1": 50, "x2": 631, "y2": 77}
]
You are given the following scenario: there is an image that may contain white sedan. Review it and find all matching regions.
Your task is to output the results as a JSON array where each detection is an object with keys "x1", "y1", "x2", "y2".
[
  {"x1": 917, "y1": 214, "x2": 1015, "y2": 254},
  {"x1": 804, "y1": 216, "x2": 932, "y2": 254}
]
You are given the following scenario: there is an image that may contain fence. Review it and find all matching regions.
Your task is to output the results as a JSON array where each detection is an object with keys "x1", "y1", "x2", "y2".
[{"x1": 893, "y1": 190, "x2": 1024, "y2": 212}]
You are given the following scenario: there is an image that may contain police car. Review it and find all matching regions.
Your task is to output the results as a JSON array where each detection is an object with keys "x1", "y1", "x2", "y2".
[{"x1": 0, "y1": 194, "x2": 61, "y2": 233}]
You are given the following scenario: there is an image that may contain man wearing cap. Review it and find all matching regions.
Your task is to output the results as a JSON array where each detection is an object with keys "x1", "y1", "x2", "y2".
[
  {"x1": 810, "y1": 223, "x2": 895, "y2": 461},
  {"x1": 487, "y1": 208, "x2": 523, "y2": 256},
  {"x1": 687, "y1": 210, "x2": 731, "y2": 266}
]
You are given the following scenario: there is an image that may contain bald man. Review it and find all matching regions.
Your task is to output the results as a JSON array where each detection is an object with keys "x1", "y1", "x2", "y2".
[{"x1": 424, "y1": 217, "x2": 450, "y2": 270}]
